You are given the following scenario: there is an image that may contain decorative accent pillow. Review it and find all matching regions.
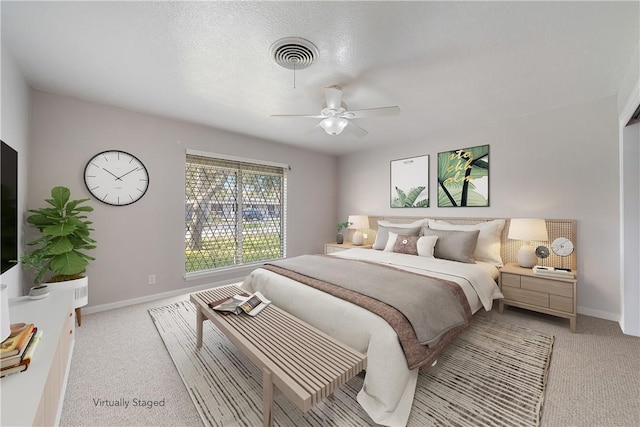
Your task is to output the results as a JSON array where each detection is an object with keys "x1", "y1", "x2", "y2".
[
  {"x1": 416, "y1": 235, "x2": 438, "y2": 257},
  {"x1": 421, "y1": 228, "x2": 480, "y2": 264},
  {"x1": 393, "y1": 235, "x2": 420, "y2": 255},
  {"x1": 427, "y1": 219, "x2": 506, "y2": 266},
  {"x1": 372, "y1": 219, "x2": 426, "y2": 250}
]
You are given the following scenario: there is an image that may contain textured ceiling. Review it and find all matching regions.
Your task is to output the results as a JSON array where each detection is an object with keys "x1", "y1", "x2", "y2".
[{"x1": 2, "y1": 1, "x2": 638, "y2": 155}]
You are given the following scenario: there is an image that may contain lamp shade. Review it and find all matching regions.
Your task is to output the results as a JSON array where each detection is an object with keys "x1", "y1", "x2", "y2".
[
  {"x1": 508, "y1": 218, "x2": 548, "y2": 242},
  {"x1": 320, "y1": 117, "x2": 348, "y2": 135},
  {"x1": 347, "y1": 215, "x2": 370, "y2": 230}
]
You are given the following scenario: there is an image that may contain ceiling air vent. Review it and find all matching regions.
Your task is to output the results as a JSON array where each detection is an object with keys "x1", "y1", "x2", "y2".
[{"x1": 270, "y1": 37, "x2": 318, "y2": 70}]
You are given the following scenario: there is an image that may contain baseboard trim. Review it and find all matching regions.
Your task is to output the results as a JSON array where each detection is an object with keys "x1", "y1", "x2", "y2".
[
  {"x1": 83, "y1": 284, "x2": 624, "y2": 326},
  {"x1": 619, "y1": 317, "x2": 640, "y2": 337},
  {"x1": 577, "y1": 305, "x2": 619, "y2": 322},
  {"x1": 82, "y1": 277, "x2": 244, "y2": 316}
]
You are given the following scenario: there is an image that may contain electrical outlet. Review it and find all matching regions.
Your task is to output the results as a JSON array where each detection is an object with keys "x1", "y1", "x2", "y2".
[{"x1": 148, "y1": 274, "x2": 156, "y2": 285}]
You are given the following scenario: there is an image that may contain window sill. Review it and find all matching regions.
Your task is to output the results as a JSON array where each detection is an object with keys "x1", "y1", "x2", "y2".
[{"x1": 184, "y1": 261, "x2": 276, "y2": 282}]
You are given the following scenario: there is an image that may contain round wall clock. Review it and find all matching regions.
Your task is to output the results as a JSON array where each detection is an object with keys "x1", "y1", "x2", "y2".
[
  {"x1": 83, "y1": 150, "x2": 149, "y2": 206},
  {"x1": 551, "y1": 237, "x2": 574, "y2": 257}
]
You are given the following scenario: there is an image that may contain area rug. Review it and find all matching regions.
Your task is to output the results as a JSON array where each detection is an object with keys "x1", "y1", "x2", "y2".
[{"x1": 149, "y1": 300, "x2": 554, "y2": 427}]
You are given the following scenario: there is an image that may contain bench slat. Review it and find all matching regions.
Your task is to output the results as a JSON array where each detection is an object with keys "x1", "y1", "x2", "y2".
[
  {"x1": 227, "y1": 315, "x2": 328, "y2": 396},
  {"x1": 236, "y1": 310, "x2": 357, "y2": 380}
]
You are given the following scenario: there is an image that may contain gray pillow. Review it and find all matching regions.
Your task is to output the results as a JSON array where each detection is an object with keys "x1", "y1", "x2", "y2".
[
  {"x1": 373, "y1": 225, "x2": 422, "y2": 250},
  {"x1": 421, "y1": 228, "x2": 480, "y2": 264}
]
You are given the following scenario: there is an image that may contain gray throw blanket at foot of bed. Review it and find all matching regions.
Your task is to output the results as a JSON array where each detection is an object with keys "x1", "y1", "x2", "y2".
[{"x1": 264, "y1": 254, "x2": 472, "y2": 370}]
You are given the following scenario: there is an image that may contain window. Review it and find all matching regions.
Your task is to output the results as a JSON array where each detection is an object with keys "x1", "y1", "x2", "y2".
[{"x1": 185, "y1": 151, "x2": 287, "y2": 274}]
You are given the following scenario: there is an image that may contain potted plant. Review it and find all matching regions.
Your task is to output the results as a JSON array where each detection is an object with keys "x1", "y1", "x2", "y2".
[
  {"x1": 20, "y1": 186, "x2": 96, "y2": 318},
  {"x1": 336, "y1": 221, "x2": 352, "y2": 244}
]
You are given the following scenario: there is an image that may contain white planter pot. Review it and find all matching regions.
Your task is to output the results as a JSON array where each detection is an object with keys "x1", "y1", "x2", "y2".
[{"x1": 48, "y1": 276, "x2": 88, "y2": 309}]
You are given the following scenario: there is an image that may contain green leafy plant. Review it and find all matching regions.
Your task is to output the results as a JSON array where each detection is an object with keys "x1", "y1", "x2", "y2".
[
  {"x1": 336, "y1": 221, "x2": 352, "y2": 233},
  {"x1": 391, "y1": 186, "x2": 429, "y2": 207},
  {"x1": 20, "y1": 186, "x2": 97, "y2": 284}
]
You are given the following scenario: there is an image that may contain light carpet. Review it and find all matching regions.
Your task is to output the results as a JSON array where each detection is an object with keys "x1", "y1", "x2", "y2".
[{"x1": 149, "y1": 300, "x2": 554, "y2": 427}]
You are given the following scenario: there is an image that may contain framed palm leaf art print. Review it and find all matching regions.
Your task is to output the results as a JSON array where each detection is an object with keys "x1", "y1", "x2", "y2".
[
  {"x1": 438, "y1": 145, "x2": 489, "y2": 207},
  {"x1": 390, "y1": 155, "x2": 429, "y2": 208}
]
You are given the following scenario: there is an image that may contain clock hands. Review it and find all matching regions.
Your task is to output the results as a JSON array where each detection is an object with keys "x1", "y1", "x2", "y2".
[
  {"x1": 103, "y1": 167, "x2": 140, "y2": 181},
  {"x1": 102, "y1": 168, "x2": 122, "y2": 181},
  {"x1": 115, "y1": 167, "x2": 139, "y2": 180}
]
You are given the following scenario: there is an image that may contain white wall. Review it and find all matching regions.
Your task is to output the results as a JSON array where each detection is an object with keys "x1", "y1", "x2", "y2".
[
  {"x1": 0, "y1": 44, "x2": 30, "y2": 298},
  {"x1": 338, "y1": 96, "x2": 621, "y2": 320},
  {"x1": 617, "y1": 43, "x2": 639, "y2": 118},
  {"x1": 29, "y1": 90, "x2": 337, "y2": 307}
]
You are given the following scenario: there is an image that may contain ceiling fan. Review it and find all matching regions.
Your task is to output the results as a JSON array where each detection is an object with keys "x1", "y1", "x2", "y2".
[{"x1": 271, "y1": 85, "x2": 400, "y2": 136}]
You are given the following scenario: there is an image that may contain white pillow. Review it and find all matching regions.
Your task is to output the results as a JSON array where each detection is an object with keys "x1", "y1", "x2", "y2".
[
  {"x1": 383, "y1": 232, "x2": 398, "y2": 252},
  {"x1": 416, "y1": 235, "x2": 438, "y2": 257},
  {"x1": 427, "y1": 219, "x2": 506, "y2": 266}
]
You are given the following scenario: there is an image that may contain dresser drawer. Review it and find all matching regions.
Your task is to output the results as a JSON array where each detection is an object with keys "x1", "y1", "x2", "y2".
[
  {"x1": 501, "y1": 273, "x2": 521, "y2": 288},
  {"x1": 502, "y1": 286, "x2": 549, "y2": 308},
  {"x1": 550, "y1": 295, "x2": 573, "y2": 313},
  {"x1": 521, "y1": 276, "x2": 573, "y2": 297}
]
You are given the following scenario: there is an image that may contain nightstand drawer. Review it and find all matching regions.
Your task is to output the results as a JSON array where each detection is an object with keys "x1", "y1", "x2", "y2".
[
  {"x1": 502, "y1": 286, "x2": 549, "y2": 308},
  {"x1": 550, "y1": 295, "x2": 573, "y2": 313},
  {"x1": 501, "y1": 273, "x2": 521, "y2": 288},
  {"x1": 521, "y1": 276, "x2": 573, "y2": 298},
  {"x1": 325, "y1": 245, "x2": 344, "y2": 254}
]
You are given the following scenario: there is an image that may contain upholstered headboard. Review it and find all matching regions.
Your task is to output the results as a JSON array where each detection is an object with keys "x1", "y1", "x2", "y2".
[{"x1": 349, "y1": 216, "x2": 577, "y2": 270}]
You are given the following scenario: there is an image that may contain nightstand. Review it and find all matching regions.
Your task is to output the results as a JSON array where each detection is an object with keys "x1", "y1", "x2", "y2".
[
  {"x1": 499, "y1": 263, "x2": 577, "y2": 333},
  {"x1": 324, "y1": 242, "x2": 372, "y2": 254}
]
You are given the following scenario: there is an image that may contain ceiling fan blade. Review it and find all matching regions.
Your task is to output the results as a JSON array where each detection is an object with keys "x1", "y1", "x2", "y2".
[
  {"x1": 271, "y1": 114, "x2": 326, "y2": 119},
  {"x1": 347, "y1": 106, "x2": 401, "y2": 118},
  {"x1": 344, "y1": 120, "x2": 368, "y2": 137},
  {"x1": 304, "y1": 122, "x2": 325, "y2": 135},
  {"x1": 324, "y1": 85, "x2": 343, "y2": 110}
]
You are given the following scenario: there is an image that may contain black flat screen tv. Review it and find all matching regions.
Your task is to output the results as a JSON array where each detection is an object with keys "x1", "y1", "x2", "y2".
[{"x1": 1, "y1": 140, "x2": 18, "y2": 274}]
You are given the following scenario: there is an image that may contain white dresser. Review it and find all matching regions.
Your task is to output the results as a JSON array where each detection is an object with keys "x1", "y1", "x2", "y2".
[{"x1": 1, "y1": 289, "x2": 75, "y2": 426}]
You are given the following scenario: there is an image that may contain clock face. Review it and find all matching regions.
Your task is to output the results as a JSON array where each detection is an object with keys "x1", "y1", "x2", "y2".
[
  {"x1": 84, "y1": 150, "x2": 149, "y2": 206},
  {"x1": 551, "y1": 237, "x2": 574, "y2": 257}
]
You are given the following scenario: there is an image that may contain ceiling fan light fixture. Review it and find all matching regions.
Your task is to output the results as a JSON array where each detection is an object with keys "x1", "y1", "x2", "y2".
[{"x1": 320, "y1": 117, "x2": 349, "y2": 135}]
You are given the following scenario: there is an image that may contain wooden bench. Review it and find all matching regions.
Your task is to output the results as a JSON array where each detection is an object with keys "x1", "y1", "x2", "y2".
[{"x1": 190, "y1": 285, "x2": 367, "y2": 427}]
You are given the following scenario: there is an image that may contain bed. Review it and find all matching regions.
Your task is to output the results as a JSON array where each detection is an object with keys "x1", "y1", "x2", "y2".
[{"x1": 240, "y1": 216, "x2": 576, "y2": 427}]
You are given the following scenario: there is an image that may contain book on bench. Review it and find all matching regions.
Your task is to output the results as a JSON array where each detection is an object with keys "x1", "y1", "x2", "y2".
[{"x1": 209, "y1": 291, "x2": 271, "y2": 317}]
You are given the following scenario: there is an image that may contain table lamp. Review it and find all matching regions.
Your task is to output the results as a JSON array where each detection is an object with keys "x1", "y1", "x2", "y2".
[
  {"x1": 508, "y1": 218, "x2": 548, "y2": 268},
  {"x1": 347, "y1": 215, "x2": 370, "y2": 246}
]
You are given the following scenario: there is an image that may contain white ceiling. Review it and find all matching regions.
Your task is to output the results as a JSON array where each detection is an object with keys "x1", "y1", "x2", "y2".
[{"x1": 2, "y1": 1, "x2": 638, "y2": 155}]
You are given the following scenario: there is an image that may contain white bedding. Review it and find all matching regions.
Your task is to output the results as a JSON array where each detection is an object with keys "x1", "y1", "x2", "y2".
[{"x1": 240, "y1": 249, "x2": 503, "y2": 427}]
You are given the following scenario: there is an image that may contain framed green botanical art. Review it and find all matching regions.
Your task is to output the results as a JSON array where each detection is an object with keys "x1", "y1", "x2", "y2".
[
  {"x1": 438, "y1": 145, "x2": 489, "y2": 207},
  {"x1": 390, "y1": 155, "x2": 429, "y2": 208}
]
